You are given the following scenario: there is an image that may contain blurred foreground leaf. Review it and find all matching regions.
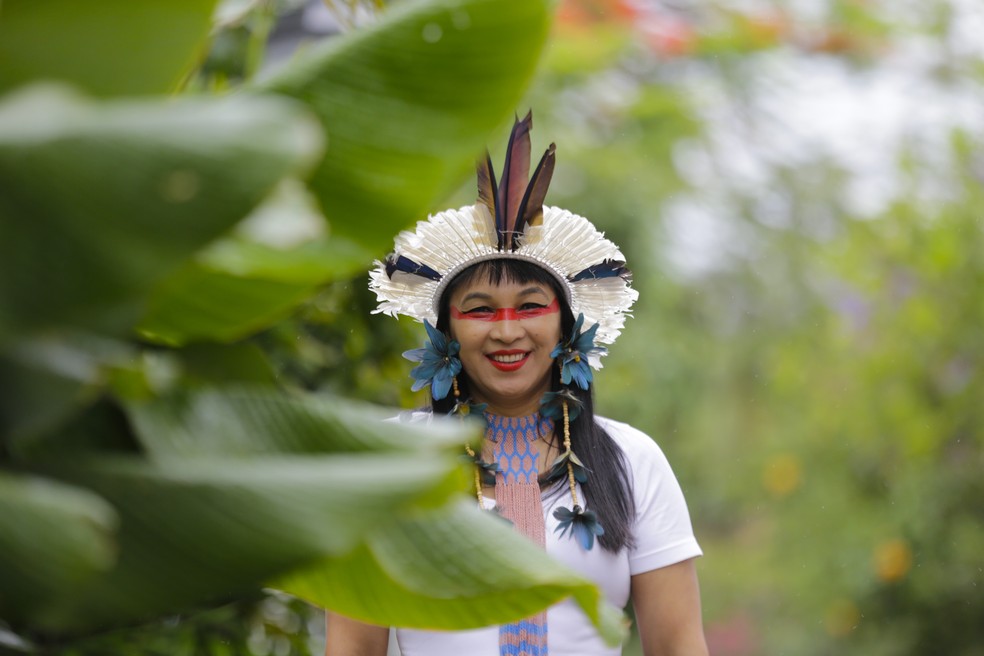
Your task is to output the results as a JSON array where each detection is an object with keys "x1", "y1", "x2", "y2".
[
  {"x1": 0, "y1": 85, "x2": 321, "y2": 342},
  {"x1": 277, "y1": 499, "x2": 628, "y2": 646},
  {"x1": 259, "y1": 0, "x2": 554, "y2": 251},
  {"x1": 14, "y1": 451, "x2": 464, "y2": 633},
  {"x1": 0, "y1": 0, "x2": 217, "y2": 97},
  {"x1": 0, "y1": 474, "x2": 118, "y2": 623},
  {"x1": 125, "y1": 386, "x2": 472, "y2": 458}
]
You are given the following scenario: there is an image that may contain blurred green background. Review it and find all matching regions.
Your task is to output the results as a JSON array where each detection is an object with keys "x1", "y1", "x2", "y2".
[{"x1": 2, "y1": 0, "x2": 982, "y2": 654}]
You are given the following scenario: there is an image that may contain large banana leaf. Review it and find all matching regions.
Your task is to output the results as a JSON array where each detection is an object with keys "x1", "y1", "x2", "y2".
[
  {"x1": 0, "y1": 85, "x2": 321, "y2": 342},
  {"x1": 0, "y1": 0, "x2": 218, "y2": 98},
  {"x1": 259, "y1": 0, "x2": 554, "y2": 252},
  {"x1": 138, "y1": 182, "x2": 374, "y2": 345},
  {"x1": 124, "y1": 386, "x2": 471, "y2": 458},
  {"x1": 278, "y1": 500, "x2": 628, "y2": 647},
  {"x1": 124, "y1": 387, "x2": 625, "y2": 644},
  {"x1": 11, "y1": 452, "x2": 466, "y2": 633}
]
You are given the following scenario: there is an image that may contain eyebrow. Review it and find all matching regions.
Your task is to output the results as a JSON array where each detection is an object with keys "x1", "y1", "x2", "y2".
[{"x1": 458, "y1": 286, "x2": 550, "y2": 305}]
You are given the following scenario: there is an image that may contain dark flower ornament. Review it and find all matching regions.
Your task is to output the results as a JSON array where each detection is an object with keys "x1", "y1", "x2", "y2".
[
  {"x1": 450, "y1": 398, "x2": 488, "y2": 420},
  {"x1": 551, "y1": 313, "x2": 607, "y2": 390},
  {"x1": 547, "y1": 448, "x2": 589, "y2": 484},
  {"x1": 402, "y1": 320, "x2": 462, "y2": 400},
  {"x1": 539, "y1": 388, "x2": 582, "y2": 422},
  {"x1": 553, "y1": 505, "x2": 605, "y2": 551},
  {"x1": 463, "y1": 449, "x2": 500, "y2": 486}
]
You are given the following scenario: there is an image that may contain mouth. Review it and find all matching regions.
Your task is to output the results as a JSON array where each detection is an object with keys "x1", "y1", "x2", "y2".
[{"x1": 486, "y1": 350, "x2": 529, "y2": 371}]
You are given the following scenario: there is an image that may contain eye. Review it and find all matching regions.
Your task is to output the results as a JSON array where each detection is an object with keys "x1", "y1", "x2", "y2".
[
  {"x1": 464, "y1": 306, "x2": 495, "y2": 317},
  {"x1": 516, "y1": 302, "x2": 549, "y2": 318}
]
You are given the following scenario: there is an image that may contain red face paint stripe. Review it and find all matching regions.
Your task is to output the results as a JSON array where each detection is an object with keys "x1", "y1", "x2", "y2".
[{"x1": 451, "y1": 298, "x2": 560, "y2": 322}]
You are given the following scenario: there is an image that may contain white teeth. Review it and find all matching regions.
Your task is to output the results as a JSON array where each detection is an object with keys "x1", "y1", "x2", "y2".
[{"x1": 490, "y1": 353, "x2": 526, "y2": 363}]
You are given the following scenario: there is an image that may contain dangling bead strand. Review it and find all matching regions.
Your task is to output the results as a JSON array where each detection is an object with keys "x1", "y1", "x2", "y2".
[
  {"x1": 563, "y1": 399, "x2": 579, "y2": 507},
  {"x1": 454, "y1": 376, "x2": 485, "y2": 508},
  {"x1": 464, "y1": 443, "x2": 484, "y2": 508}
]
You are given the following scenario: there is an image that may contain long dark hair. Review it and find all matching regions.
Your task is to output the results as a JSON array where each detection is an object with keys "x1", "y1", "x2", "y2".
[{"x1": 434, "y1": 259, "x2": 635, "y2": 552}]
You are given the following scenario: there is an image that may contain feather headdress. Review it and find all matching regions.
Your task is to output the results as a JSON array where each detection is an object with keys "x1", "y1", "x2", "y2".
[{"x1": 369, "y1": 112, "x2": 637, "y2": 351}]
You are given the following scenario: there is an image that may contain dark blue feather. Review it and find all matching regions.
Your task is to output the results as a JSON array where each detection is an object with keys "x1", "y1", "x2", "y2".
[
  {"x1": 385, "y1": 254, "x2": 442, "y2": 281},
  {"x1": 568, "y1": 259, "x2": 631, "y2": 282}
]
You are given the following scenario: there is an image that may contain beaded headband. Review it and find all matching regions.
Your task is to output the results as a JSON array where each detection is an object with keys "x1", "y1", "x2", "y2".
[{"x1": 368, "y1": 112, "x2": 638, "y2": 354}]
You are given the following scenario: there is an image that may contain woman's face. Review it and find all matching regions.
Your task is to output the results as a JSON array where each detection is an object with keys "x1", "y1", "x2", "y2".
[{"x1": 448, "y1": 277, "x2": 563, "y2": 417}]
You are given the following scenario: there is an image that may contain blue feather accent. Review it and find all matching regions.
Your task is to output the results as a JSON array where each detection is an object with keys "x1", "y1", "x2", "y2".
[
  {"x1": 568, "y1": 259, "x2": 631, "y2": 282},
  {"x1": 384, "y1": 254, "x2": 442, "y2": 281}
]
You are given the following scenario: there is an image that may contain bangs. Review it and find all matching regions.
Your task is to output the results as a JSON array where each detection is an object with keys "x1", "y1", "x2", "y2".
[{"x1": 450, "y1": 259, "x2": 558, "y2": 290}]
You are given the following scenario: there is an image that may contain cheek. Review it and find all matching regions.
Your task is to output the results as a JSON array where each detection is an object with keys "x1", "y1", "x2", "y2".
[
  {"x1": 536, "y1": 319, "x2": 562, "y2": 346},
  {"x1": 449, "y1": 321, "x2": 482, "y2": 354}
]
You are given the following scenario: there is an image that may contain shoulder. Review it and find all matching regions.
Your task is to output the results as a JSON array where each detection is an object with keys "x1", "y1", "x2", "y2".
[{"x1": 592, "y1": 415, "x2": 683, "y2": 497}]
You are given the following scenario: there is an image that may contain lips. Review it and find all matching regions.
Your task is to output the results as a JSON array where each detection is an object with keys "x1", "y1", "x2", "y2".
[{"x1": 486, "y1": 350, "x2": 529, "y2": 371}]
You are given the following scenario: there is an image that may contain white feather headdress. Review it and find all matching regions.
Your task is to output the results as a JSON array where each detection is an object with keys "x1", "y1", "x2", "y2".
[{"x1": 369, "y1": 113, "x2": 637, "y2": 355}]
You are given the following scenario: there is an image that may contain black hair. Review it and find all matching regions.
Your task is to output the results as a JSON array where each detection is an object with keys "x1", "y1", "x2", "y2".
[{"x1": 434, "y1": 259, "x2": 635, "y2": 552}]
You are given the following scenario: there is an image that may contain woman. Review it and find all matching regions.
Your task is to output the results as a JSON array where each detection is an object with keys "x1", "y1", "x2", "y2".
[{"x1": 328, "y1": 114, "x2": 708, "y2": 656}]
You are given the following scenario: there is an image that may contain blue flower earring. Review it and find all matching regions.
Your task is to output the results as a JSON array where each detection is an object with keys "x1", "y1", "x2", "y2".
[
  {"x1": 402, "y1": 320, "x2": 462, "y2": 400},
  {"x1": 551, "y1": 313, "x2": 607, "y2": 390}
]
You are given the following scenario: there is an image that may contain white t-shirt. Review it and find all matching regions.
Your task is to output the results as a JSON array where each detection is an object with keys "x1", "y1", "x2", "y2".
[{"x1": 395, "y1": 416, "x2": 702, "y2": 656}]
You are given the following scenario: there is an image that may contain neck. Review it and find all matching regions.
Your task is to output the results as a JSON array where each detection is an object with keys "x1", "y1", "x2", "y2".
[{"x1": 479, "y1": 398, "x2": 543, "y2": 418}]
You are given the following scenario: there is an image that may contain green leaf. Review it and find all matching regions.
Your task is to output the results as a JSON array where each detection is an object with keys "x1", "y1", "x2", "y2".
[
  {"x1": 276, "y1": 500, "x2": 628, "y2": 646},
  {"x1": 137, "y1": 262, "x2": 322, "y2": 346},
  {"x1": 258, "y1": 0, "x2": 554, "y2": 251},
  {"x1": 0, "y1": 85, "x2": 322, "y2": 342},
  {"x1": 0, "y1": 473, "x2": 118, "y2": 625},
  {"x1": 124, "y1": 386, "x2": 473, "y2": 458},
  {"x1": 25, "y1": 452, "x2": 466, "y2": 633},
  {"x1": 169, "y1": 342, "x2": 278, "y2": 387},
  {"x1": 0, "y1": 0, "x2": 218, "y2": 97},
  {"x1": 0, "y1": 334, "x2": 135, "y2": 450},
  {"x1": 137, "y1": 183, "x2": 372, "y2": 345}
]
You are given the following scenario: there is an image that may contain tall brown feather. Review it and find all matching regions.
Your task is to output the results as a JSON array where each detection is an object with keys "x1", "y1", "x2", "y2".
[
  {"x1": 476, "y1": 151, "x2": 498, "y2": 225},
  {"x1": 517, "y1": 142, "x2": 556, "y2": 232},
  {"x1": 497, "y1": 112, "x2": 532, "y2": 250}
]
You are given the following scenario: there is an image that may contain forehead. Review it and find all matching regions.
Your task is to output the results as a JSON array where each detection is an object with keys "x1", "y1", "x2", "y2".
[{"x1": 448, "y1": 278, "x2": 557, "y2": 305}]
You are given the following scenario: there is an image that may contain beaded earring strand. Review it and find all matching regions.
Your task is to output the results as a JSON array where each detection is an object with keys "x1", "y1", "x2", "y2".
[
  {"x1": 543, "y1": 314, "x2": 608, "y2": 550},
  {"x1": 550, "y1": 398, "x2": 604, "y2": 551}
]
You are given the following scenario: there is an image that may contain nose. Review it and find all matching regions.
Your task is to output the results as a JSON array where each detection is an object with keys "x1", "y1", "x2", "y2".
[{"x1": 490, "y1": 317, "x2": 524, "y2": 343}]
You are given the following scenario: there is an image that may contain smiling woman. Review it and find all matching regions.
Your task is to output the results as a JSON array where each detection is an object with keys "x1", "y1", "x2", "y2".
[
  {"x1": 445, "y1": 270, "x2": 562, "y2": 417},
  {"x1": 331, "y1": 113, "x2": 709, "y2": 656}
]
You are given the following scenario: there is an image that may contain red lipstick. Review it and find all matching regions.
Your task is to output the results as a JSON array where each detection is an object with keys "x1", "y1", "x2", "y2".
[{"x1": 486, "y1": 350, "x2": 529, "y2": 372}]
